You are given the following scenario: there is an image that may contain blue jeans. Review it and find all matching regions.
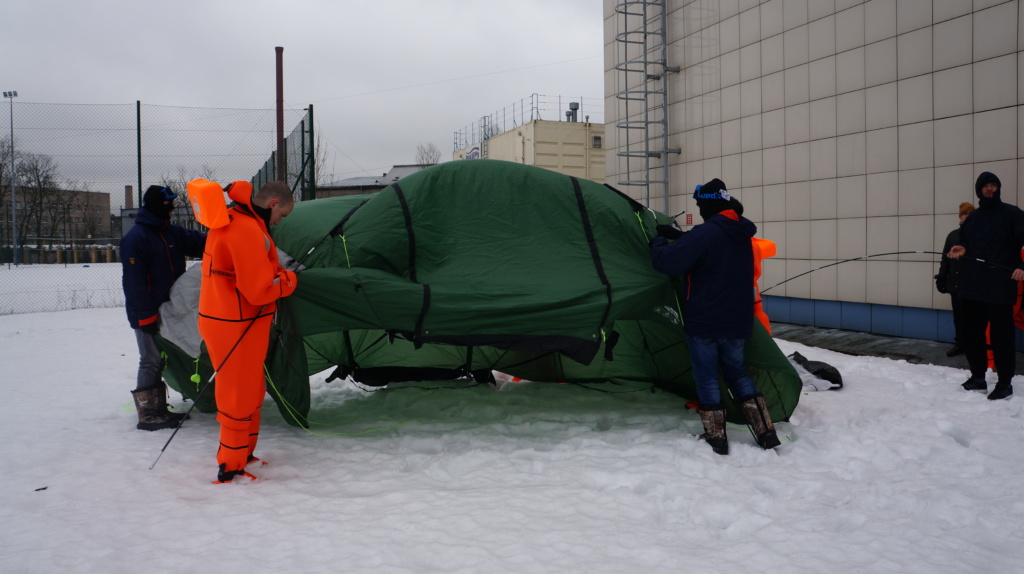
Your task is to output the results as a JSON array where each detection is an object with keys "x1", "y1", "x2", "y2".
[{"x1": 685, "y1": 334, "x2": 758, "y2": 405}]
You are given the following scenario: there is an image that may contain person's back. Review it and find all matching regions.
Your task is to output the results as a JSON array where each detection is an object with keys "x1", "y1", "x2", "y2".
[
  {"x1": 650, "y1": 178, "x2": 778, "y2": 455},
  {"x1": 651, "y1": 202, "x2": 756, "y2": 339},
  {"x1": 198, "y1": 198, "x2": 287, "y2": 322},
  {"x1": 196, "y1": 180, "x2": 297, "y2": 483}
]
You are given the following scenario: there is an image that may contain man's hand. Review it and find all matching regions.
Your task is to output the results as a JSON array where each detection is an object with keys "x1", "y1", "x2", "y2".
[
  {"x1": 650, "y1": 236, "x2": 669, "y2": 249},
  {"x1": 656, "y1": 224, "x2": 684, "y2": 241},
  {"x1": 948, "y1": 245, "x2": 965, "y2": 259},
  {"x1": 1012, "y1": 269, "x2": 1024, "y2": 282}
]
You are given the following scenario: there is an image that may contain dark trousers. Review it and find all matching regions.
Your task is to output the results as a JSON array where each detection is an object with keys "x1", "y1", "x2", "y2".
[
  {"x1": 134, "y1": 328, "x2": 165, "y2": 391},
  {"x1": 961, "y1": 299, "x2": 1016, "y2": 384},
  {"x1": 950, "y1": 294, "x2": 963, "y2": 346}
]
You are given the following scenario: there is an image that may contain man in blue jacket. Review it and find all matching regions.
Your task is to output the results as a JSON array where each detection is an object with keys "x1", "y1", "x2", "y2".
[
  {"x1": 651, "y1": 178, "x2": 780, "y2": 454},
  {"x1": 121, "y1": 185, "x2": 206, "y2": 430},
  {"x1": 948, "y1": 172, "x2": 1024, "y2": 400}
]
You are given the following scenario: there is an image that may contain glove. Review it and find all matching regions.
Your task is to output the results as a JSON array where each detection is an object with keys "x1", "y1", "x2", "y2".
[
  {"x1": 934, "y1": 274, "x2": 947, "y2": 294},
  {"x1": 656, "y1": 224, "x2": 684, "y2": 240},
  {"x1": 138, "y1": 322, "x2": 159, "y2": 335},
  {"x1": 650, "y1": 236, "x2": 669, "y2": 249}
]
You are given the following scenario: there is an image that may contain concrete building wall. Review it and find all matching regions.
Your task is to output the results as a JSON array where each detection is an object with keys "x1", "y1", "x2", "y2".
[
  {"x1": 604, "y1": 0, "x2": 1024, "y2": 343},
  {"x1": 454, "y1": 120, "x2": 606, "y2": 183}
]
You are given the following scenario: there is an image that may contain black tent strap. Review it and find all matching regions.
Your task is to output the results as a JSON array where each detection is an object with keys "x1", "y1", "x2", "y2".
[
  {"x1": 570, "y1": 176, "x2": 614, "y2": 335},
  {"x1": 413, "y1": 284, "x2": 431, "y2": 346},
  {"x1": 328, "y1": 199, "x2": 370, "y2": 237},
  {"x1": 602, "y1": 182, "x2": 648, "y2": 213},
  {"x1": 391, "y1": 182, "x2": 418, "y2": 283},
  {"x1": 294, "y1": 198, "x2": 370, "y2": 269}
]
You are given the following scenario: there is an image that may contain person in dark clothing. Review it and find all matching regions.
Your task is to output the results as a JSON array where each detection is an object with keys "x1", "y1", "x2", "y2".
[
  {"x1": 948, "y1": 172, "x2": 1024, "y2": 400},
  {"x1": 650, "y1": 178, "x2": 780, "y2": 454},
  {"x1": 935, "y1": 202, "x2": 975, "y2": 357},
  {"x1": 121, "y1": 185, "x2": 206, "y2": 429}
]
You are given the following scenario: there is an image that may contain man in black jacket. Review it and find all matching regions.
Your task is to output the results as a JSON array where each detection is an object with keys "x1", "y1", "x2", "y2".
[
  {"x1": 948, "y1": 172, "x2": 1024, "y2": 400},
  {"x1": 121, "y1": 185, "x2": 206, "y2": 429},
  {"x1": 935, "y1": 202, "x2": 974, "y2": 357}
]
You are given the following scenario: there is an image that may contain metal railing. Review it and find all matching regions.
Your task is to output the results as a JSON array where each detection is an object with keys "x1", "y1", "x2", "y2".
[{"x1": 452, "y1": 94, "x2": 604, "y2": 152}]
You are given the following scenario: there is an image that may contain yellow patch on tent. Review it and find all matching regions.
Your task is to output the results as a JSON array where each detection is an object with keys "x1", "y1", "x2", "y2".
[{"x1": 186, "y1": 178, "x2": 232, "y2": 229}]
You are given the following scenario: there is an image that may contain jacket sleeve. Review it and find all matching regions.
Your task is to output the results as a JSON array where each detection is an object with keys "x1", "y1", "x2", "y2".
[
  {"x1": 120, "y1": 233, "x2": 159, "y2": 328},
  {"x1": 228, "y1": 224, "x2": 297, "y2": 307},
  {"x1": 1013, "y1": 209, "x2": 1024, "y2": 272},
  {"x1": 183, "y1": 228, "x2": 207, "y2": 259},
  {"x1": 651, "y1": 227, "x2": 705, "y2": 277},
  {"x1": 936, "y1": 230, "x2": 956, "y2": 293}
]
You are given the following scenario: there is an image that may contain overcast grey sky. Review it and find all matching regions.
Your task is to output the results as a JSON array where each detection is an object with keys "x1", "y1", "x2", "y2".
[{"x1": 3, "y1": 0, "x2": 604, "y2": 186}]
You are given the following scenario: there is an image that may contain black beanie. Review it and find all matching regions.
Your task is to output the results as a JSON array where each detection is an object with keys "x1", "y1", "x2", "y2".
[
  {"x1": 694, "y1": 178, "x2": 733, "y2": 219},
  {"x1": 143, "y1": 185, "x2": 177, "y2": 219}
]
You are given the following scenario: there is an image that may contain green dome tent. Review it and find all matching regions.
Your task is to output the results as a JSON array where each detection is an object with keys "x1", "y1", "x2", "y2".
[{"x1": 160, "y1": 160, "x2": 801, "y2": 427}]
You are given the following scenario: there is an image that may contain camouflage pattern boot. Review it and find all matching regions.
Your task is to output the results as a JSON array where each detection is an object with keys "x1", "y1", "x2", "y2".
[
  {"x1": 698, "y1": 404, "x2": 729, "y2": 455},
  {"x1": 738, "y1": 393, "x2": 781, "y2": 450},
  {"x1": 155, "y1": 382, "x2": 189, "y2": 423},
  {"x1": 131, "y1": 386, "x2": 178, "y2": 431}
]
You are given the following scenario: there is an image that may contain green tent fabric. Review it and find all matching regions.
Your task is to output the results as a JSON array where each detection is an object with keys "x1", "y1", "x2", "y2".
[{"x1": 163, "y1": 159, "x2": 801, "y2": 427}]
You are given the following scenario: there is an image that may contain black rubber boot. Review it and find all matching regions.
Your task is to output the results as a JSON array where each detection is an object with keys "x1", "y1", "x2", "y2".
[
  {"x1": 698, "y1": 404, "x2": 729, "y2": 455},
  {"x1": 738, "y1": 393, "x2": 781, "y2": 450},
  {"x1": 962, "y1": 377, "x2": 987, "y2": 392},
  {"x1": 131, "y1": 387, "x2": 178, "y2": 431},
  {"x1": 988, "y1": 383, "x2": 1013, "y2": 400},
  {"x1": 215, "y1": 463, "x2": 256, "y2": 484}
]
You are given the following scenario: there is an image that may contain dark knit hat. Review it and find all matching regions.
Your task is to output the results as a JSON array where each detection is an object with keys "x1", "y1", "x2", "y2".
[
  {"x1": 142, "y1": 185, "x2": 177, "y2": 219},
  {"x1": 694, "y1": 178, "x2": 734, "y2": 218},
  {"x1": 143, "y1": 185, "x2": 177, "y2": 206}
]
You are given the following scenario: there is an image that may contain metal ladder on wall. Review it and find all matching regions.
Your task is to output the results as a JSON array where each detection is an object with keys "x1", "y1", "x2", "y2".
[{"x1": 614, "y1": 0, "x2": 679, "y2": 213}]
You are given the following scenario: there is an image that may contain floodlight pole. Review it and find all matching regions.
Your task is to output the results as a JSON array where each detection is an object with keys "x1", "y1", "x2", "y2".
[{"x1": 3, "y1": 91, "x2": 17, "y2": 266}]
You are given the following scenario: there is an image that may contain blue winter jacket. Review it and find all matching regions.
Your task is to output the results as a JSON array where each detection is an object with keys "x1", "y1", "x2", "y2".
[
  {"x1": 121, "y1": 208, "x2": 206, "y2": 328},
  {"x1": 957, "y1": 172, "x2": 1024, "y2": 305},
  {"x1": 650, "y1": 210, "x2": 757, "y2": 339}
]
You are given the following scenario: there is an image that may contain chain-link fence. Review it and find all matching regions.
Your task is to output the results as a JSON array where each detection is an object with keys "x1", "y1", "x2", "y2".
[{"x1": 0, "y1": 101, "x2": 313, "y2": 315}]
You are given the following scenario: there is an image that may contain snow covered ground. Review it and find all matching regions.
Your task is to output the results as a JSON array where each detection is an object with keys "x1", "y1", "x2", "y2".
[
  {"x1": 2, "y1": 304, "x2": 1024, "y2": 573},
  {"x1": 0, "y1": 262, "x2": 125, "y2": 315}
]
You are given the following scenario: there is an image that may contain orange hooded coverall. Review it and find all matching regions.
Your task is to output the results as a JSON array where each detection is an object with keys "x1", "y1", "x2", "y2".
[{"x1": 198, "y1": 183, "x2": 297, "y2": 475}]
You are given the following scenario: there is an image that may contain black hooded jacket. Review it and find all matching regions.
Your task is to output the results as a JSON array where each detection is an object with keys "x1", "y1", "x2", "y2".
[{"x1": 956, "y1": 172, "x2": 1024, "y2": 305}]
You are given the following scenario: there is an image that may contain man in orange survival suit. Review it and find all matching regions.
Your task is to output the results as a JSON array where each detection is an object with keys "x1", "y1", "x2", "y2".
[{"x1": 198, "y1": 180, "x2": 297, "y2": 483}]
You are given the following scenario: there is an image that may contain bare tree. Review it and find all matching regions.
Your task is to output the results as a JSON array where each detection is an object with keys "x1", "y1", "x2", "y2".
[
  {"x1": 313, "y1": 127, "x2": 330, "y2": 186},
  {"x1": 0, "y1": 138, "x2": 11, "y2": 251},
  {"x1": 17, "y1": 152, "x2": 61, "y2": 248},
  {"x1": 80, "y1": 191, "x2": 103, "y2": 241},
  {"x1": 415, "y1": 142, "x2": 442, "y2": 165},
  {"x1": 159, "y1": 164, "x2": 216, "y2": 230}
]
